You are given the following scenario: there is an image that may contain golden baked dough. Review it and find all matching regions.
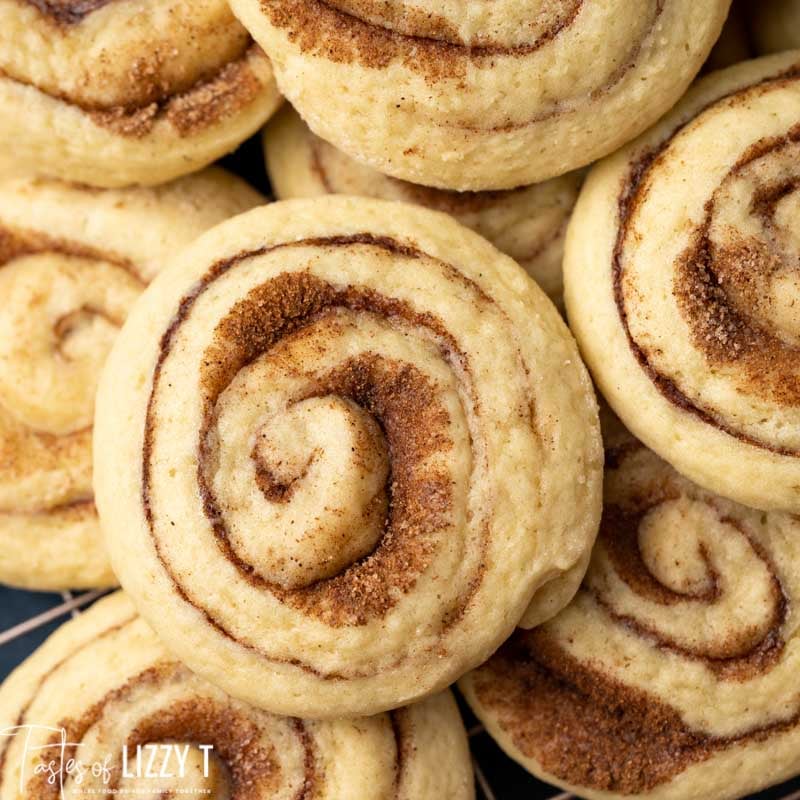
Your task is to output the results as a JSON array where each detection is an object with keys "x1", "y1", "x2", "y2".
[
  {"x1": 0, "y1": 172, "x2": 263, "y2": 590},
  {"x1": 0, "y1": 0, "x2": 283, "y2": 187},
  {"x1": 264, "y1": 106, "x2": 582, "y2": 303},
  {"x1": 461, "y1": 415, "x2": 800, "y2": 800},
  {"x1": 94, "y1": 196, "x2": 602, "y2": 717},
  {"x1": 0, "y1": 591, "x2": 475, "y2": 800},
  {"x1": 230, "y1": 0, "x2": 730, "y2": 191},
  {"x1": 564, "y1": 51, "x2": 800, "y2": 513}
]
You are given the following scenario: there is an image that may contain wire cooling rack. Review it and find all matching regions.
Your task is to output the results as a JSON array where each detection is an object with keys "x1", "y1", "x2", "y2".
[{"x1": 1, "y1": 585, "x2": 799, "y2": 800}]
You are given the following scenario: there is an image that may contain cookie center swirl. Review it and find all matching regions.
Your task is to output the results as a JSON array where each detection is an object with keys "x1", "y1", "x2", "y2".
[
  {"x1": 214, "y1": 384, "x2": 391, "y2": 587},
  {"x1": 594, "y1": 495, "x2": 785, "y2": 663},
  {"x1": 0, "y1": 250, "x2": 141, "y2": 435},
  {"x1": 187, "y1": 266, "x2": 470, "y2": 627},
  {"x1": 723, "y1": 152, "x2": 800, "y2": 346},
  {"x1": 614, "y1": 70, "x2": 800, "y2": 454},
  {"x1": 675, "y1": 133, "x2": 800, "y2": 405}
]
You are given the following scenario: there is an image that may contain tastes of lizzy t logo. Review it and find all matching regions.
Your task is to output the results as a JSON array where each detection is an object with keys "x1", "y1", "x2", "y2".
[{"x1": 0, "y1": 725, "x2": 214, "y2": 797}]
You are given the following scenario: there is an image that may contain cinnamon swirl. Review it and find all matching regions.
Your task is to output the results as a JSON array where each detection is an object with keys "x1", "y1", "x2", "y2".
[
  {"x1": 0, "y1": 0, "x2": 282, "y2": 187},
  {"x1": 564, "y1": 51, "x2": 800, "y2": 513},
  {"x1": 93, "y1": 196, "x2": 602, "y2": 717},
  {"x1": 0, "y1": 591, "x2": 475, "y2": 800},
  {"x1": 264, "y1": 106, "x2": 582, "y2": 304},
  {"x1": 460, "y1": 414, "x2": 800, "y2": 800},
  {"x1": 0, "y1": 171, "x2": 263, "y2": 590},
  {"x1": 229, "y1": 0, "x2": 730, "y2": 191}
]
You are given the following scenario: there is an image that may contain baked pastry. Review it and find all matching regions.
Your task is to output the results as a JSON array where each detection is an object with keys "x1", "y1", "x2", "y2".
[
  {"x1": 0, "y1": 172, "x2": 263, "y2": 590},
  {"x1": 229, "y1": 0, "x2": 730, "y2": 191},
  {"x1": 0, "y1": 591, "x2": 475, "y2": 800},
  {"x1": 0, "y1": 0, "x2": 282, "y2": 187},
  {"x1": 564, "y1": 51, "x2": 800, "y2": 513},
  {"x1": 461, "y1": 415, "x2": 800, "y2": 800},
  {"x1": 749, "y1": 0, "x2": 800, "y2": 53},
  {"x1": 94, "y1": 196, "x2": 602, "y2": 717},
  {"x1": 264, "y1": 106, "x2": 582, "y2": 303}
]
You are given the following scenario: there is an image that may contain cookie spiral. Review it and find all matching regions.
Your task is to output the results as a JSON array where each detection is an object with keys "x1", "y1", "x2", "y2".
[
  {"x1": 564, "y1": 51, "x2": 800, "y2": 512},
  {"x1": 230, "y1": 0, "x2": 729, "y2": 191},
  {"x1": 461, "y1": 415, "x2": 800, "y2": 800},
  {"x1": 94, "y1": 196, "x2": 602, "y2": 717},
  {"x1": 264, "y1": 106, "x2": 582, "y2": 304},
  {"x1": 0, "y1": 592, "x2": 475, "y2": 800},
  {"x1": 0, "y1": 0, "x2": 282, "y2": 187},
  {"x1": 0, "y1": 172, "x2": 262, "y2": 590}
]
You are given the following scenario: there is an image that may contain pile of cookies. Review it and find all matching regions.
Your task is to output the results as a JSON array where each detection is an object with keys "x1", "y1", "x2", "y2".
[{"x1": 0, "y1": 1, "x2": 798, "y2": 799}]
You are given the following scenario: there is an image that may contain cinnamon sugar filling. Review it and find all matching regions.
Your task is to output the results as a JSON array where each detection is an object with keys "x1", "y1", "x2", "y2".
[
  {"x1": 259, "y1": 0, "x2": 662, "y2": 121},
  {"x1": 1, "y1": 45, "x2": 264, "y2": 138},
  {"x1": 473, "y1": 444, "x2": 792, "y2": 793},
  {"x1": 142, "y1": 235, "x2": 490, "y2": 675},
  {"x1": 28, "y1": 664, "x2": 296, "y2": 799},
  {"x1": 0, "y1": 225, "x2": 137, "y2": 516},
  {"x1": 613, "y1": 67, "x2": 800, "y2": 454}
]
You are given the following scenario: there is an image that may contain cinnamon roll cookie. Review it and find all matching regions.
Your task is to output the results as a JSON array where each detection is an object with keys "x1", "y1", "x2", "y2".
[
  {"x1": 460, "y1": 416, "x2": 800, "y2": 800},
  {"x1": 94, "y1": 196, "x2": 602, "y2": 717},
  {"x1": 564, "y1": 51, "x2": 800, "y2": 513},
  {"x1": 229, "y1": 0, "x2": 730, "y2": 191},
  {"x1": 0, "y1": 172, "x2": 262, "y2": 590},
  {"x1": 0, "y1": 0, "x2": 282, "y2": 188},
  {"x1": 0, "y1": 592, "x2": 475, "y2": 800},
  {"x1": 264, "y1": 106, "x2": 582, "y2": 303}
]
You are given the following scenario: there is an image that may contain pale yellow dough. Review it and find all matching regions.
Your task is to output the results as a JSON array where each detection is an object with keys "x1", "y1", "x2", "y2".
[
  {"x1": 461, "y1": 415, "x2": 800, "y2": 800},
  {"x1": 0, "y1": 591, "x2": 475, "y2": 800},
  {"x1": 564, "y1": 51, "x2": 800, "y2": 513},
  {"x1": 0, "y1": 171, "x2": 263, "y2": 590},
  {"x1": 94, "y1": 196, "x2": 602, "y2": 717},
  {"x1": 264, "y1": 106, "x2": 582, "y2": 303},
  {"x1": 230, "y1": 0, "x2": 729, "y2": 190},
  {"x1": 0, "y1": 0, "x2": 283, "y2": 187}
]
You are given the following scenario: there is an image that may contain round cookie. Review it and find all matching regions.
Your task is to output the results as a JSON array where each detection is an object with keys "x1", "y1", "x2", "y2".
[
  {"x1": 0, "y1": 591, "x2": 475, "y2": 800},
  {"x1": 0, "y1": 0, "x2": 283, "y2": 187},
  {"x1": 230, "y1": 0, "x2": 730, "y2": 191},
  {"x1": 564, "y1": 51, "x2": 800, "y2": 513},
  {"x1": 461, "y1": 415, "x2": 800, "y2": 800},
  {"x1": 264, "y1": 106, "x2": 582, "y2": 303},
  {"x1": 94, "y1": 196, "x2": 602, "y2": 717},
  {"x1": 0, "y1": 172, "x2": 263, "y2": 590}
]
